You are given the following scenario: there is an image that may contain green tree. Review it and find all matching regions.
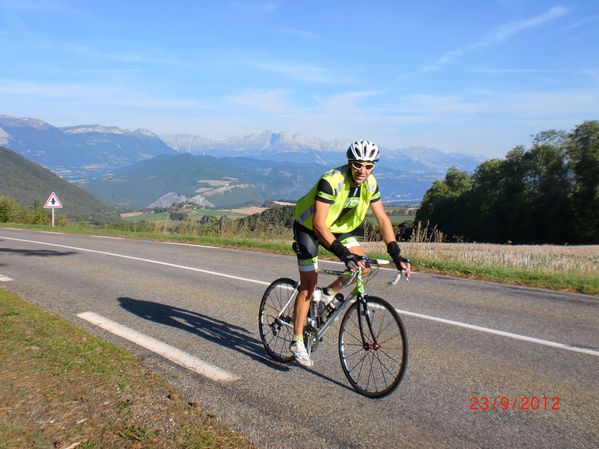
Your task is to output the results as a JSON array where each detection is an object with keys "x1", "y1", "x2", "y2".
[
  {"x1": 496, "y1": 146, "x2": 538, "y2": 242},
  {"x1": 415, "y1": 122, "x2": 599, "y2": 244},
  {"x1": 466, "y1": 159, "x2": 503, "y2": 241},
  {"x1": 526, "y1": 130, "x2": 572, "y2": 243},
  {"x1": 29, "y1": 200, "x2": 50, "y2": 225},
  {"x1": 445, "y1": 166, "x2": 473, "y2": 193},
  {"x1": 415, "y1": 167, "x2": 472, "y2": 239},
  {"x1": 567, "y1": 121, "x2": 599, "y2": 243},
  {"x1": 0, "y1": 195, "x2": 20, "y2": 222}
]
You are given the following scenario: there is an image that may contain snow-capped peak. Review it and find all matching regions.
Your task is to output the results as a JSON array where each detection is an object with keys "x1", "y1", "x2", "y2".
[
  {"x1": 160, "y1": 130, "x2": 349, "y2": 153},
  {"x1": 133, "y1": 128, "x2": 159, "y2": 138},
  {"x1": 62, "y1": 125, "x2": 128, "y2": 135}
]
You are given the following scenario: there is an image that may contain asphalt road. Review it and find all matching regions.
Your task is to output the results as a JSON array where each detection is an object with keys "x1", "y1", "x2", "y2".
[{"x1": 1, "y1": 228, "x2": 598, "y2": 449}]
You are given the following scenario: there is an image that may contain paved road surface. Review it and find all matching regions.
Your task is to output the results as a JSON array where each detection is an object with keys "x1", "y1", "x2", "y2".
[{"x1": 1, "y1": 228, "x2": 598, "y2": 449}]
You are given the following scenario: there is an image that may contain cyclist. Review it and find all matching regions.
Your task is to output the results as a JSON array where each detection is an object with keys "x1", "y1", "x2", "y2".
[{"x1": 290, "y1": 139, "x2": 411, "y2": 367}]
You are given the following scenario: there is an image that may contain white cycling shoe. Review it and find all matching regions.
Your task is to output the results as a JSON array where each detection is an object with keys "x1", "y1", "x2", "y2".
[{"x1": 290, "y1": 340, "x2": 313, "y2": 367}]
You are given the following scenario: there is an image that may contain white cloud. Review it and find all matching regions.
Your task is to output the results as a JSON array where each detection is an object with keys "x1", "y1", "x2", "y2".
[
  {"x1": 67, "y1": 44, "x2": 177, "y2": 65},
  {"x1": 395, "y1": 88, "x2": 599, "y2": 120},
  {"x1": 252, "y1": 59, "x2": 343, "y2": 84},
  {"x1": 224, "y1": 89, "x2": 290, "y2": 112},
  {"x1": 563, "y1": 13, "x2": 599, "y2": 31},
  {"x1": 494, "y1": 89, "x2": 599, "y2": 118},
  {"x1": 421, "y1": 6, "x2": 569, "y2": 72},
  {"x1": 0, "y1": 79, "x2": 112, "y2": 97},
  {"x1": 491, "y1": 6, "x2": 568, "y2": 41},
  {"x1": 473, "y1": 68, "x2": 570, "y2": 75},
  {"x1": 320, "y1": 90, "x2": 383, "y2": 112},
  {"x1": 229, "y1": 1, "x2": 279, "y2": 14},
  {"x1": 580, "y1": 69, "x2": 599, "y2": 81},
  {"x1": 0, "y1": 79, "x2": 201, "y2": 109},
  {"x1": 398, "y1": 94, "x2": 485, "y2": 115},
  {"x1": 472, "y1": 67, "x2": 598, "y2": 85},
  {"x1": 276, "y1": 27, "x2": 321, "y2": 40},
  {"x1": 0, "y1": 0, "x2": 76, "y2": 14}
]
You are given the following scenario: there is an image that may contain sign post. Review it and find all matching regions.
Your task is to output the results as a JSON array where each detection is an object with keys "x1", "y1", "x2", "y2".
[{"x1": 43, "y1": 192, "x2": 63, "y2": 227}]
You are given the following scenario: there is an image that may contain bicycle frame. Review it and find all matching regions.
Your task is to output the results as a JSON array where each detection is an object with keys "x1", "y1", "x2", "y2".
[
  {"x1": 308, "y1": 262, "x2": 388, "y2": 353},
  {"x1": 272, "y1": 259, "x2": 391, "y2": 353},
  {"x1": 310, "y1": 268, "x2": 360, "y2": 340}
]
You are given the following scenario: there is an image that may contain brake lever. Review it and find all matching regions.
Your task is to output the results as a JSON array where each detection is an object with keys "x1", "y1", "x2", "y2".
[{"x1": 388, "y1": 270, "x2": 409, "y2": 286}]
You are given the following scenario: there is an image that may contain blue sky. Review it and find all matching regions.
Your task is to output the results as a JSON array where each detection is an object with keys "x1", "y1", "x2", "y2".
[{"x1": 1, "y1": 0, "x2": 598, "y2": 157}]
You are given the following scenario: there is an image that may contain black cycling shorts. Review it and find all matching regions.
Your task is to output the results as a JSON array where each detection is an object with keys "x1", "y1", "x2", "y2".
[{"x1": 292, "y1": 221, "x2": 360, "y2": 271}]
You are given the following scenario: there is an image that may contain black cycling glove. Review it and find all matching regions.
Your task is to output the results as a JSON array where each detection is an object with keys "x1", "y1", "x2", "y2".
[
  {"x1": 330, "y1": 239, "x2": 360, "y2": 271},
  {"x1": 387, "y1": 241, "x2": 408, "y2": 271},
  {"x1": 342, "y1": 253, "x2": 360, "y2": 271}
]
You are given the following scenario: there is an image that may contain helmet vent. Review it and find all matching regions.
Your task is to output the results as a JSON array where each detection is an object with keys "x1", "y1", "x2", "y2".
[{"x1": 346, "y1": 139, "x2": 380, "y2": 162}]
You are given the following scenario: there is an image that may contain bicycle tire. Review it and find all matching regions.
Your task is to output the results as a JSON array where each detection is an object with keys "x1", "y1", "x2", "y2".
[
  {"x1": 258, "y1": 278, "x2": 298, "y2": 363},
  {"x1": 338, "y1": 296, "x2": 408, "y2": 398}
]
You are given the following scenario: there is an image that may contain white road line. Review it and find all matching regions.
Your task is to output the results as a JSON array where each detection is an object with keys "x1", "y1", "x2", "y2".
[
  {"x1": 0, "y1": 235, "x2": 270, "y2": 286},
  {"x1": 163, "y1": 241, "x2": 220, "y2": 249},
  {"x1": 38, "y1": 231, "x2": 65, "y2": 234},
  {"x1": 396, "y1": 308, "x2": 599, "y2": 358},
  {"x1": 77, "y1": 311, "x2": 239, "y2": 381},
  {"x1": 0, "y1": 274, "x2": 13, "y2": 282},
  {"x1": 90, "y1": 235, "x2": 124, "y2": 240},
  {"x1": 2, "y1": 234, "x2": 597, "y2": 358}
]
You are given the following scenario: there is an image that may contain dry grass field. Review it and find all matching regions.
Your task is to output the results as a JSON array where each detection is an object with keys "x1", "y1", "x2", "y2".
[
  {"x1": 363, "y1": 242, "x2": 598, "y2": 277},
  {"x1": 225, "y1": 206, "x2": 267, "y2": 215}
]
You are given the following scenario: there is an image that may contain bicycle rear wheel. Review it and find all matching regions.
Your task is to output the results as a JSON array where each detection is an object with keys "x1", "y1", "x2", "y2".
[
  {"x1": 258, "y1": 278, "x2": 298, "y2": 363},
  {"x1": 338, "y1": 296, "x2": 408, "y2": 398}
]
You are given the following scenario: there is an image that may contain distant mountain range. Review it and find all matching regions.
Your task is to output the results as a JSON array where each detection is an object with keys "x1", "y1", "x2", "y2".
[
  {"x1": 161, "y1": 131, "x2": 483, "y2": 174},
  {"x1": 0, "y1": 114, "x2": 486, "y2": 207},
  {"x1": 162, "y1": 130, "x2": 350, "y2": 152},
  {"x1": 0, "y1": 115, "x2": 175, "y2": 179},
  {"x1": 0, "y1": 146, "x2": 119, "y2": 223}
]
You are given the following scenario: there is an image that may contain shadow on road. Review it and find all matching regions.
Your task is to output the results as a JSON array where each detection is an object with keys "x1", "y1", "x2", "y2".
[
  {"x1": 0, "y1": 246, "x2": 77, "y2": 257},
  {"x1": 117, "y1": 296, "x2": 288, "y2": 371}
]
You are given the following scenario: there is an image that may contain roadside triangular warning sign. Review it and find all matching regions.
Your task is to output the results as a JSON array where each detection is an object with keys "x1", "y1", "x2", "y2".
[{"x1": 44, "y1": 192, "x2": 63, "y2": 208}]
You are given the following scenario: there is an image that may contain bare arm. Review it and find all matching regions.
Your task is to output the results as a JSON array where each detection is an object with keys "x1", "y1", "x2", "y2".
[
  {"x1": 313, "y1": 200, "x2": 336, "y2": 246},
  {"x1": 370, "y1": 200, "x2": 396, "y2": 244},
  {"x1": 371, "y1": 200, "x2": 412, "y2": 274}
]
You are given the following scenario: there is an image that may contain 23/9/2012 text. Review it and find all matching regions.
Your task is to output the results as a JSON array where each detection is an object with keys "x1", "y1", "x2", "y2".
[{"x1": 470, "y1": 396, "x2": 560, "y2": 411}]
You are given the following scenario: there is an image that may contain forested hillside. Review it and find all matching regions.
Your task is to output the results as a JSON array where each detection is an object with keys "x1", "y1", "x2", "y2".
[
  {"x1": 416, "y1": 121, "x2": 599, "y2": 244},
  {"x1": 0, "y1": 146, "x2": 119, "y2": 223},
  {"x1": 81, "y1": 153, "x2": 327, "y2": 209}
]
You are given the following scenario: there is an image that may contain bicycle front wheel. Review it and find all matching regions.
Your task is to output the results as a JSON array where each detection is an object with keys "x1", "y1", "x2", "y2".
[
  {"x1": 258, "y1": 278, "x2": 298, "y2": 363},
  {"x1": 338, "y1": 296, "x2": 408, "y2": 398}
]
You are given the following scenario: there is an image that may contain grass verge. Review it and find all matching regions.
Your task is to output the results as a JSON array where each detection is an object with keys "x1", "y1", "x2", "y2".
[
  {"x1": 0, "y1": 288, "x2": 257, "y2": 449},
  {"x1": 384, "y1": 255, "x2": 598, "y2": 295}
]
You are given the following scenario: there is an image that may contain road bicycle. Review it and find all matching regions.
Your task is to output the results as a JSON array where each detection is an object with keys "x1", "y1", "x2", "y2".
[{"x1": 258, "y1": 258, "x2": 408, "y2": 398}]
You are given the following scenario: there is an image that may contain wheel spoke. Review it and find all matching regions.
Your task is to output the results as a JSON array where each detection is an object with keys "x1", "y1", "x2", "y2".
[
  {"x1": 339, "y1": 298, "x2": 407, "y2": 398},
  {"x1": 258, "y1": 278, "x2": 298, "y2": 363}
]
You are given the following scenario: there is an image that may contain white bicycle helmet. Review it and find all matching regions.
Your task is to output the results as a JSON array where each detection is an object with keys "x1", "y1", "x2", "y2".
[{"x1": 346, "y1": 140, "x2": 380, "y2": 162}]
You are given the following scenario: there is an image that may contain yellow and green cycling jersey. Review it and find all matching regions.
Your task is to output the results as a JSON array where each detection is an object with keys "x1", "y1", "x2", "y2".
[{"x1": 294, "y1": 164, "x2": 381, "y2": 234}]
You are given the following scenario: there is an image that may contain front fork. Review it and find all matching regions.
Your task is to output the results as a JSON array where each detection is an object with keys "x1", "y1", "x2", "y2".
[{"x1": 356, "y1": 294, "x2": 380, "y2": 350}]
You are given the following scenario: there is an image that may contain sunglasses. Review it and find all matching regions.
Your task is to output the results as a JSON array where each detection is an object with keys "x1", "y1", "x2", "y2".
[{"x1": 350, "y1": 161, "x2": 375, "y2": 171}]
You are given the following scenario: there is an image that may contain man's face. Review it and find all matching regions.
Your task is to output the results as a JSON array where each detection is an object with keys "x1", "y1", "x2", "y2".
[{"x1": 349, "y1": 160, "x2": 375, "y2": 184}]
